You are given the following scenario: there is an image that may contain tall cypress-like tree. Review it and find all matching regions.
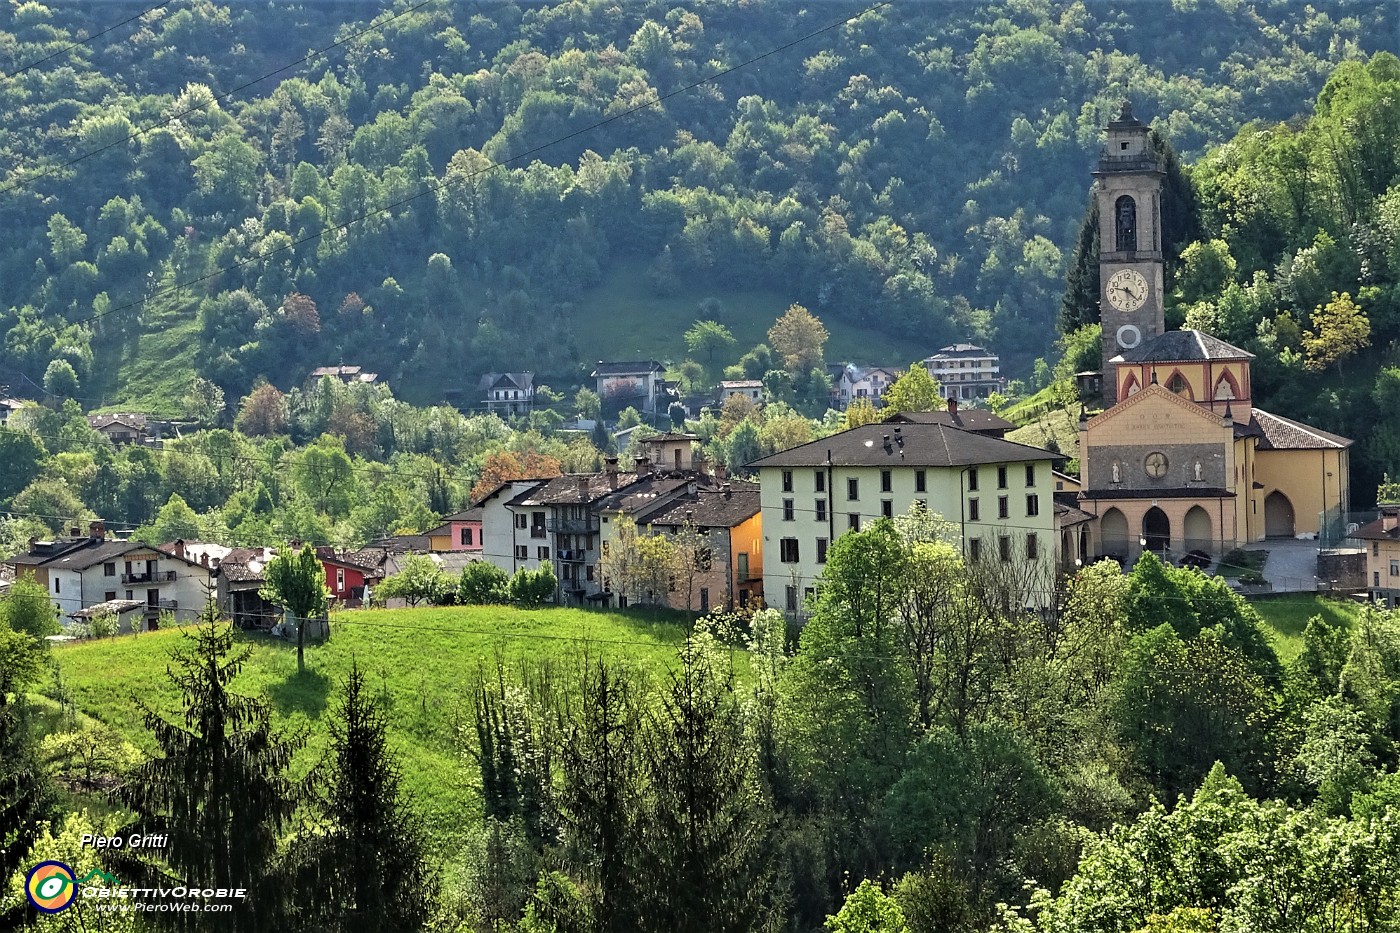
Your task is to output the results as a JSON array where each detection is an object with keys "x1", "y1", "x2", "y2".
[
  {"x1": 635, "y1": 636, "x2": 775, "y2": 933},
  {"x1": 1058, "y1": 197, "x2": 1100, "y2": 334},
  {"x1": 1058, "y1": 129, "x2": 1201, "y2": 336},
  {"x1": 113, "y1": 624, "x2": 303, "y2": 932},
  {"x1": 557, "y1": 657, "x2": 644, "y2": 933},
  {"x1": 304, "y1": 662, "x2": 435, "y2": 932}
]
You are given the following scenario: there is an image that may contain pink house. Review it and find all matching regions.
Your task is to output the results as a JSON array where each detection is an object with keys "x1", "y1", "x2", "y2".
[{"x1": 427, "y1": 506, "x2": 483, "y2": 553}]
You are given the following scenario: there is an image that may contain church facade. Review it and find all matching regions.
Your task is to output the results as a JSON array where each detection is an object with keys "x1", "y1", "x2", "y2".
[{"x1": 1077, "y1": 106, "x2": 1351, "y2": 563}]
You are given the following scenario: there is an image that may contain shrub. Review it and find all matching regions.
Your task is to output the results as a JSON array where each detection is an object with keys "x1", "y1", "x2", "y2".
[
  {"x1": 508, "y1": 565, "x2": 557, "y2": 607},
  {"x1": 459, "y1": 561, "x2": 510, "y2": 605}
]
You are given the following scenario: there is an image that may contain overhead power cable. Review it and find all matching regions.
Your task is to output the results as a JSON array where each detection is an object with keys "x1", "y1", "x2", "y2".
[
  {"x1": 1, "y1": 1, "x2": 172, "y2": 81},
  {"x1": 0, "y1": 0, "x2": 438, "y2": 197}
]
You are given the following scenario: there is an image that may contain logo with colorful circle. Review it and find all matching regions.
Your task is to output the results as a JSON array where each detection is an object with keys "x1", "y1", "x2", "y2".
[{"x1": 26, "y1": 861, "x2": 78, "y2": 913}]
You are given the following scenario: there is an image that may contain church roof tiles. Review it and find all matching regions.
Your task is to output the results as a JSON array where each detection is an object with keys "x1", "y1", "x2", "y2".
[{"x1": 1111, "y1": 330, "x2": 1253, "y2": 364}]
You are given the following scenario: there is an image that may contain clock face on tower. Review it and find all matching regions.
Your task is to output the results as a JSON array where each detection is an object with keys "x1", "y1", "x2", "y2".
[{"x1": 1106, "y1": 269, "x2": 1149, "y2": 313}]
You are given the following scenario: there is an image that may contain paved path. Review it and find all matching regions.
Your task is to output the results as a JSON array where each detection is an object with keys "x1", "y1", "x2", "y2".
[{"x1": 1258, "y1": 539, "x2": 1320, "y2": 592}]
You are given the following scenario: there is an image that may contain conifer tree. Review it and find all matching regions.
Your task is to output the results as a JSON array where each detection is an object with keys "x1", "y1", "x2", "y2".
[
  {"x1": 0, "y1": 577, "x2": 57, "y2": 887},
  {"x1": 635, "y1": 635, "x2": 775, "y2": 933},
  {"x1": 304, "y1": 662, "x2": 435, "y2": 932},
  {"x1": 113, "y1": 623, "x2": 303, "y2": 932}
]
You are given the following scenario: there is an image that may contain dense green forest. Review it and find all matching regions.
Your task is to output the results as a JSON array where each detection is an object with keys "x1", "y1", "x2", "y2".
[{"x1": 0, "y1": 0, "x2": 1390, "y2": 411}]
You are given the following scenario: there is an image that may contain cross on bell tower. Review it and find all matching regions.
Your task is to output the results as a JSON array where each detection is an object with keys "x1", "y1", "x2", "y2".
[{"x1": 1095, "y1": 100, "x2": 1166, "y2": 402}]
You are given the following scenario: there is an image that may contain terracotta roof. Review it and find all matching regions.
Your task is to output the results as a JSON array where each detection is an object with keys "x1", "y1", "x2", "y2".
[
  {"x1": 747, "y1": 422, "x2": 1057, "y2": 469},
  {"x1": 1353, "y1": 517, "x2": 1400, "y2": 542},
  {"x1": 1250, "y1": 408, "x2": 1351, "y2": 450},
  {"x1": 1111, "y1": 330, "x2": 1252, "y2": 364}
]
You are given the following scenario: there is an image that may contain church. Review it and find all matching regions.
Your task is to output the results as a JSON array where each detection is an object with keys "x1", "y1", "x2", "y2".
[{"x1": 1076, "y1": 104, "x2": 1351, "y2": 562}]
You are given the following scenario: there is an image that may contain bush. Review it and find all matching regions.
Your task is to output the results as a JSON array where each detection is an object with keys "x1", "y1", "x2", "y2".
[
  {"x1": 508, "y1": 565, "x2": 556, "y2": 607},
  {"x1": 459, "y1": 561, "x2": 510, "y2": 605}
]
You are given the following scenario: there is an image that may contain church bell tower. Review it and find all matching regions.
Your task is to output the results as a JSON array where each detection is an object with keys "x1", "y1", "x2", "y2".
[{"x1": 1096, "y1": 101, "x2": 1166, "y2": 403}]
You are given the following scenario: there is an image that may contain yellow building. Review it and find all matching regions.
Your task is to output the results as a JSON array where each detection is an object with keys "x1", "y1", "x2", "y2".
[
  {"x1": 1080, "y1": 330, "x2": 1351, "y2": 561},
  {"x1": 1354, "y1": 505, "x2": 1400, "y2": 606}
]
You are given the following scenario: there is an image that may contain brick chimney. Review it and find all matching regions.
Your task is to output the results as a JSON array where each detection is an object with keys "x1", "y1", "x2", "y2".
[
  {"x1": 89, "y1": 520, "x2": 105, "y2": 541},
  {"x1": 604, "y1": 457, "x2": 619, "y2": 475},
  {"x1": 634, "y1": 456, "x2": 650, "y2": 473},
  {"x1": 173, "y1": 539, "x2": 186, "y2": 560},
  {"x1": 715, "y1": 462, "x2": 728, "y2": 482},
  {"x1": 946, "y1": 395, "x2": 958, "y2": 413},
  {"x1": 1384, "y1": 506, "x2": 1400, "y2": 533}
]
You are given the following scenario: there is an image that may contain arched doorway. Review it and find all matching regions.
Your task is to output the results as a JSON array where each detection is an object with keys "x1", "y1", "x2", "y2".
[
  {"x1": 1143, "y1": 507, "x2": 1171, "y2": 555},
  {"x1": 1183, "y1": 505, "x2": 1213, "y2": 554},
  {"x1": 1101, "y1": 508, "x2": 1128, "y2": 558},
  {"x1": 1265, "y1": 491, "x2": 1295, "y2": 538}
]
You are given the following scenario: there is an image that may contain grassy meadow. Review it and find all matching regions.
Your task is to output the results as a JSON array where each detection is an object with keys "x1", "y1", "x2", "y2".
[
  {"x1": 1246, "y1": 593, "x2": 1364, "y2": 662},
  {"x1": 49, "y1": 605, "x2": 706, "y2": 846}
]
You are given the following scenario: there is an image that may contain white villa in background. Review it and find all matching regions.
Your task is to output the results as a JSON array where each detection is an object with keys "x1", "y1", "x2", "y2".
[
  {"x1": 924, "y1": 344, "x2": 1006, "y2": 400},
  {"x1": 480, "y1": 372, "x2": 535, "y2": 417},
  {"x1": 831, "y1": 364, "x2": 902, "y2": 410}
]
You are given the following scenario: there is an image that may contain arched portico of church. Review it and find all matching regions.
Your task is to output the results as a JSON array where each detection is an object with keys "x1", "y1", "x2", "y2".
[{"x1": 1084, "y1": 496, "x2": 1237, "y2": 563}]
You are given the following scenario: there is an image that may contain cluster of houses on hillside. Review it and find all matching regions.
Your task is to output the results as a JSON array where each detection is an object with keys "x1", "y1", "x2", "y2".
[
  {"x1": 480, "y1": 344, "x2": 1009, "y2": 420},
  {"x1": 3, "y1": 405, "x2": 1100, "y2": 627}
]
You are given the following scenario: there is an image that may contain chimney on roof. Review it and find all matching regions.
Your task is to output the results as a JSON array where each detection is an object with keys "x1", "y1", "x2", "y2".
[
  {"x1": 947, "y1": 395, "x2": 958, "y2": 413},
  {"x1": 721, "y1": 482, "x2": 731, "y2": 498},
  {"x1": 577, "y1": 475, "x2": 589, "y2": 497},
  {"x1": 634, "y1": 456, "x2": 650, "y2": 473},
  {"x1": 27, "y1": 536, "x2": 36, "y2": 552},
  {"x1": 882, "y1": 434, "x2": 892, "y2": 454},
  {"x1": 893, "y1": 426, "x2": 903, "y2": 448},
  {"x1": 69, "y1": 526, "x2": 80, "y2": 537},
  {"x1": 89, "y1": 520, "x2": 105, "y2": 541},
  {"x1": 200, "y1": 553, "x2": 209, "y2": 567},
  {"x1": 173, "y1": 539, "x2": 186, "y2": 560},
  {"x1": 715, "y1": 462, "x2": 728, "y2": 482},
  {"x1": 604, "y1": 456, "x2": 619, "y2": 475}
]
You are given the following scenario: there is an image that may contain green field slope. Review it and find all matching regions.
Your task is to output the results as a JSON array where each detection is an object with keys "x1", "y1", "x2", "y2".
[{"x1": 51, "y1": 606, "x2": 705, "y2": 845}]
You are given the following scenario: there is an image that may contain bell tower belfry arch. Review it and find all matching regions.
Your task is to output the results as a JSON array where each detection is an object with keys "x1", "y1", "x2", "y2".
[{"x1": 1095, "y1": 101, "x2": 1166, "y2": 402}]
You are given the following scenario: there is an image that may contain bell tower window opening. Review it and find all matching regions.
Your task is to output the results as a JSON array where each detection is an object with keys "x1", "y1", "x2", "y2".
[{"x1": 1115, "y1": 195, "x2": 1137, "y2": 252}]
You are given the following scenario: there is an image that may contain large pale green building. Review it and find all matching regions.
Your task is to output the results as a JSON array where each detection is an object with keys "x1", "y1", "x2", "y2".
[{"x1": 748, "y1": 421, "x2": 1060, "y2": 616}]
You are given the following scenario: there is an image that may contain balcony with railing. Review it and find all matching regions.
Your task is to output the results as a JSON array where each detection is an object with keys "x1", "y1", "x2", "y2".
[
  {"x1": 547, "y1": 516, "x2": 598, "y2": 535},
  {"x1": 556, "y1": 549, "x2": 587, "y2": 563},
  {"x1": 123, "y1": 570, "x2": 177, "y2": 584}
]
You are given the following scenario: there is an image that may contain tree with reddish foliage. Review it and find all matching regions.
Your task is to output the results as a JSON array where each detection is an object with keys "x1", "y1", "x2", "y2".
[
  {"x1": 235, "y1": 383, "x2": 289, "y2": 436},
  {"x1": 281, "y1": 292, "x2": 320, "y2": 334},
  {"x1": 338, "y1": 292, "x2": 367, "y2": 316},
  {"x1": 469, "y1": 450, "x2": 562, "y2": 501}
]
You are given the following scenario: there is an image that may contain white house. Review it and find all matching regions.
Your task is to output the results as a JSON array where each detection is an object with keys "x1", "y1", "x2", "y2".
[
  {"x1": 832, "y1": 364, "x2": 902, "y2": 410},
  {"x1": 593, "y1": 361, "x2": 667, "y2": 414},
  {"x1": 923, "y1": 344, "x2": 1006, "y2": 400},
  {"x1": 480, "y1": 372, "x2": 535, "y2": 417}
]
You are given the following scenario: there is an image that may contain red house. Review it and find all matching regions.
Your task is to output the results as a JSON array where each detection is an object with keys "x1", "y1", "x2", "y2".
[{"x1": 314, "y1": 548, "x2": 379, "y2": 607}]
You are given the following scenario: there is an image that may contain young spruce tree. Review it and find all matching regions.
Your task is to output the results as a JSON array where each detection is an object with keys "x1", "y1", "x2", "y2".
[
  {"x1": 304, "y1": 661, "x2": 435, "y2": 932},
  {"x1": 113, "y1": 623, "x2": 303, "y2": 932}
]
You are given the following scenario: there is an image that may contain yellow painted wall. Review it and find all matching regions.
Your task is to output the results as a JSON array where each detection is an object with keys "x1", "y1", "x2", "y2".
[
  {"x1": 1252, "y1": 447, "x2": 1347, "y2": 536},
  {"x1": 730, "y1": 510, "x2": 763, "y2": 603}
]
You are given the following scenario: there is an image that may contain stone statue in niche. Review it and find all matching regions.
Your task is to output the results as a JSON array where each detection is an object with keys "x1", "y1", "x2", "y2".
[
  {"x1": 1111, "y1": 461, "x2": 1121, "y2": 483},
  {"x1": 1193, "y1": 460, "x2": 1203, "y2": 482}
]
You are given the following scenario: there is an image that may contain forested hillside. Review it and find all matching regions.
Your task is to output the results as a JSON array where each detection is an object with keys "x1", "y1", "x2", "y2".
[{"x1": 0, "y1": 0, "x2": 1389, "y2": 410}]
